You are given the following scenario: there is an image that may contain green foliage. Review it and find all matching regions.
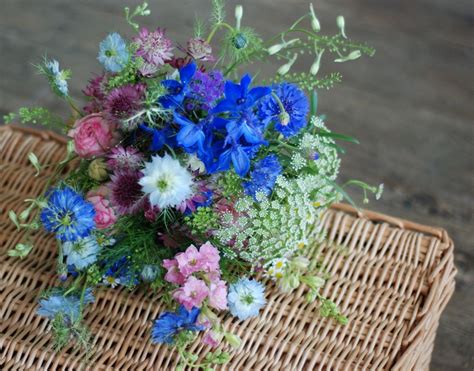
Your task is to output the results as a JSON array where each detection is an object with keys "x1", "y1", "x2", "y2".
[
  {"x1": 319, "y1": 296, "x2": 348, "y2": 325},
  {"x1": 210, "y1": 0, "x2": 226, "y2": 26},
  {"x1": 7, "y1": 243, "x2": 33, "y2": 258},
  {"x1": 65, "y1": 160, "x2": 101, "y2": 193},
  {"x1": 3, "y1": 107, "x2": 64, "y2": 129},
  {"x1": 124, "y1": 1, "x2": 151, "y2": 31},
  {"x1": 106, "y1": 54, "x2": 141, "y2": 90},
  {"x1": 216, "y1": 170, "x2": 243, "y2": 198},
  {"x1": 184, "y1": 207, "x2": 219, "y2": 236}
]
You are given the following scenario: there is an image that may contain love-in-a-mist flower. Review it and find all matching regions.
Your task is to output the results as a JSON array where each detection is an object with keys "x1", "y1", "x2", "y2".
[
  {"x1": 228, "y1": 278, "x2": 266, "y2": 320},
  {"x1": 37, "y1": 289, "x2": 95, "y2": 324},
  {"x1": 62, "y1": 236, "x2": 100, "y2": 270},
  {"x1": 139, "y1": 154, "x2": 194, "y2": 209},
  {"x1": 40, "y1": 187, "x2": 96, "y2": 242},
  {"x1": 98, "y1": 33, "x2": 129, "y2": 73}
]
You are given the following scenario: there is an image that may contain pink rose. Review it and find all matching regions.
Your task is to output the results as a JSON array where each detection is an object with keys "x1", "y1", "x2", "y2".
[
  {"x1": 86, "y1": 191, "x2": 117, "y2": 229},
  {"x1": 68, "y1": 113, "x2": 119, "y2": 158}
]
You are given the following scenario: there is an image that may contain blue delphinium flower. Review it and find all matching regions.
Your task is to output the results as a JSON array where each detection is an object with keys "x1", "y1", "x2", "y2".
[
  {"x1": 139, "y1": 123, "x2": 177, "y2": 152},
  {"x1": 228, "y1": 278, "x2": 266, "y2": 320},
  {"x1": 212, "y1": 74, "x2": 271, "y2": 114},
  {"x1": 40, "y1": 187, "x2": 95, "y2": 242},
  {"x1": 243, "y1": 155, "x2": 282, "y2": 199},
  {"x1": 37, "y1": 289, "x2": 95, "y2": 324},
  {"x1": 151, "y1": 305, "x2": 204, "y2": 344},
  {"x1": 258, "y1": 82, "x2": 309, "y2": 137},
  {"x1": 62, "y1": 236, "x2": 100, "y2": 270},
  {"x1": 98, "y1": 33, "x2": 129, "y2": 73},
  {"x1": 160, "y1": 61, "x2": 197, "y2": 108}
]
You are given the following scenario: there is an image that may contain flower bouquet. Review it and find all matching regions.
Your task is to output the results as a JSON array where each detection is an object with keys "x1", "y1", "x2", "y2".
[{"x1": 6, "y1": 1, "x2": 383, "y2": 368}]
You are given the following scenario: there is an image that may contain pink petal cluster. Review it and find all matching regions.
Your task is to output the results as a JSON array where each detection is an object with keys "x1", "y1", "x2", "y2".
[
  {"x1": 86, "y1": 187, "x2": 117, "y2": 229},
  {"x1": 68, "y1": 113, "x2": 119, "y2": 158},
  {"x1": 163, "y1": 242, "x2": 227, "y2": 312}
]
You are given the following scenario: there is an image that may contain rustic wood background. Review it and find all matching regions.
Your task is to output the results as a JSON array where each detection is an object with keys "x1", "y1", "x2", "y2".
[{"x1": 0, "y1": 0, "x2": 472, "y2": 369}]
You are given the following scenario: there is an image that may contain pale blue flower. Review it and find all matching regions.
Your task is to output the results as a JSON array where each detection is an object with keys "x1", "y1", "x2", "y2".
[
  {"x1": 37, "y1": 289, "x2": 95, "y2": 324},
  {"x1": 98, "y1": 33, "x2": 129, "y2": 73},
  {"x1": 62, "y1": 236, "x2": 100, "y2": 270},
  {"x1": 43, "y1": 59, "x2": 69, "y2": 96},
  {"x1": 228, "y1": 278, "x2": 266, "y2": 320}
]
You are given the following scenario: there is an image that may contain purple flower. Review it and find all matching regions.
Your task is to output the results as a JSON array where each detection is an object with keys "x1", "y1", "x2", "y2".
[
  {"x1": 190, "y1": 70, "x2": 224, "y2": 109},
  {"x1": 82, "y1": 74, "x2": 108, "y2": 114},
  {"x1": 109, "y1": 169, "x2": 146, "y2": 215},
  {"x1": 107, "y1": 146, "x2": 144, "y2": 170},
  {"x1": 104, "y1": 84, "x2": 145, "y2": 126},
  {"x1": 134, "y1": 28, "x2": 173, "y2": 75},
  {"x1": 187, "y1": 38, "x2": 214, "y2": 61}
]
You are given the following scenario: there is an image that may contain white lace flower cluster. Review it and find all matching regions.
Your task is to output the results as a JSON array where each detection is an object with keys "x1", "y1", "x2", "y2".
[{"x1": 215, "y1": 119, "x2": 342, "y2": 276}]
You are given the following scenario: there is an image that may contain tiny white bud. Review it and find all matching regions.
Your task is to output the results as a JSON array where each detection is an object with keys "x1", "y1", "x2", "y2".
[
  {"x1": 268, "y1": 43, "x2": 284, "y2": 55},
  {"x1": 277, "y1": 53, "x2": 298, "y2": 75},
  {"x1": 336, "y1": 15, "x2": 347, "y2": 38},
  {"x1": 334, "y1": 50, "x2": 361, "y2": 63},
  {"x1": 235, "y1": 5, "x2": 243, "y2": 30},
  {"x1": 310, "y1": 49, "x2": 324, "y2": 75},
  {"x1": 309, "y1": 4, "x2": 321, "y2": 32}
]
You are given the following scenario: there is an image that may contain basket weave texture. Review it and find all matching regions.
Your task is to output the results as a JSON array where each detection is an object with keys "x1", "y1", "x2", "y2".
[{"x1": 0, "y1": 125, "x2": 456, "y2": 370}]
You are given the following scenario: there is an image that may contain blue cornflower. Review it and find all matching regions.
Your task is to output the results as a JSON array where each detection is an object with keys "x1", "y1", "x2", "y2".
[
  {"x1": 62, "y1": 236, "x2": 100, "y2": 270},
  {"x1": 37, "y1": 289, "x2": 95, "y2": 324},
  {"x1": 160, "y1": 61, "x2": 197, "y2": 109},
  {"x1": 243, "y1": 155, "x2": 282, "y2": 199},
  {"x1": 227, "y1": 278, "x2": 266, "y2": 321},
  {"x1": 40, "y1": 187, "x2": 95, "y2": 242},
  {"x1": 258, "y1": 82, "x2": 309, "y2": 137},
  {"x1": 212, "y1": 74, "x2": 271, "y2": 114},
  {"x1": 98, "y1": 33, "x2": 129, "y2": 73},
  {"x1": 151, "y1": 305, "x2": 204, "y2": 344}
]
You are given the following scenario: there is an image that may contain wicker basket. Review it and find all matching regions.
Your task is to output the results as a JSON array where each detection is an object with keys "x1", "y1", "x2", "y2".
[{"x1": 0, "y1": 125, "x2": 456, "y2": 370}]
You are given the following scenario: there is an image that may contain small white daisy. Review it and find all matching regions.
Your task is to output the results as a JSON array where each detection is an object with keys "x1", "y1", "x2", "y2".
[{"x1": 139, "y1": 154, "x2": 194, "y2": 209}]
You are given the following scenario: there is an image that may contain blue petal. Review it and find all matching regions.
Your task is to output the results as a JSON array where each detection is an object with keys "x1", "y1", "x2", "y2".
[
  {"x1": 180, "y1": 62, "x2": 197, "y2": 85},
  {"x1": 231, "y1": 146, "x2": 250, "y2": 177},
  {"x1": 211, "y1": 99, "x2": 238, "y2": 114},
  {"x1": 224, "y1": 80, "x2": 242, "y2": 102},
  {"x1": 248, "y1": 86, "x2": 272, "y2": 104},
  {"x1": 240, "y1": 74, "x2": 252, "y2": 96},
  {"x1": 177, "y1": 124, "x2": 205, "y2": 148}
]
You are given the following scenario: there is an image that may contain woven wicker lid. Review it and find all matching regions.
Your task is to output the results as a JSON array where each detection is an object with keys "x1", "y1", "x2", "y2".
[{"x1": 0, "y1": 125, "x2": 456, "y2": 370}]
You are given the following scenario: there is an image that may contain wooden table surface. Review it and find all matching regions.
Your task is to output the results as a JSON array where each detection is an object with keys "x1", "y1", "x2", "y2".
[{"x1": 0, "y1": 0, "x2": 472, "y2": 369}]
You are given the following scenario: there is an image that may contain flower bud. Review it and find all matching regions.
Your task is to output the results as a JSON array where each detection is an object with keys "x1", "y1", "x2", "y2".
[
  {"x1": 336, "y1": 15, "x2": 347, "y2": 38},
  {"x1": 309, "y1": 4, "x2": 321, "y2": 32},
  {"x1": 88, "y1": 158, "x2": 108, "y2": 181},
  {"x1": 277, "y1": 53, "x2": 298, "y2": 76},
  {"x1": 279, "y1": 112, "x2": 290, "y2": 126},
  {"x1": 141, "y1": 264, "x2": 160, "y2": 282},
  {"x1": 235, "y1": 5, "x2": 243, "y2": 30},
  {"x1": 310, "y1": 49, "x2": 324, "y2": 75},
  {"x1": 304, "y1": 275, "x2": 325, "y2": 289},
  {"x1": 289, "y1": 274, "x2": 300, "y2": 289},
  {"x1": 268, "y1": 38, "x2": 299, "y2": 56},
  {"x1": 224, "y1": 332, "x2": 241, "y2": 348},
  {"x1": 291, "y1": 255, "x2": 310, "y2": 270},
  {"x1": 334, "y1": 50, "x2": 361, "y2": 63}
]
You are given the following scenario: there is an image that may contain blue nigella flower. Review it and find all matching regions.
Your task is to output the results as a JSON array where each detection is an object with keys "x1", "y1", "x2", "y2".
[
  {"x1": 62, "y1": 236, "x2": 100, "y2": 270},
  {"x1": 212, "y1": 74, "x2": 271, "y2": 114},
  {"x1": 102, "y1": 256, "x2": 139, "y2": 287},
  {"x1": 151, "y1": 305, "x2": 204, "y2": 344},
  {"x1": 37, "y1": 289, "x2": 95, "y2": 324},
  {"x1": 160, "y1": 62, "x2": 197, "y2": 109},
  {"x1": 243, "y1": 155, "x2": 282, "y2": 199},
  {"x1": 98, "y1": 33, "x2": 130, "y2": 73},
  {"x1": 258, "y1": 82, "x2": 309, "y2": 137},
  {"x1": 227, "y1": 278, "x2": 266, "y2": 321},
  {"x1": 40, "y1": 187, "x2": 95, "y2": 242}
]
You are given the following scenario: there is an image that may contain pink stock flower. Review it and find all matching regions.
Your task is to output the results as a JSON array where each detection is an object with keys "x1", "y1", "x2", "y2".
[
  {"x1": 173, "y1": 276, "x2": 209, "y2": 311},
  {"x1": 202, "y1": 330, "x2": 222, "y2": 348},
  {"x1": 208, "y1": 280, "x2": 228, "y2": 310},
  {"x1": 163, "y1": 259, "x2": 186, "y2": 285},
  {"x1": 68, "y1": 113, "x2": 119, "y2": 158},
  {"x1": 86, "y1": 189, "x2": 117, "y2": 229},
  {"x1": 175, "y1": 245, "x2": 205, "y2": 277},
  {"x1": 199, "y1": 242, "x2": 220, "y2": 273}
]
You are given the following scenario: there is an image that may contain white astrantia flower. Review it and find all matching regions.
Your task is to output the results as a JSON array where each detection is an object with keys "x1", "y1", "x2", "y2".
[{"x1": 139, "y1": 154, "x2": 194, "y2": 209}]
